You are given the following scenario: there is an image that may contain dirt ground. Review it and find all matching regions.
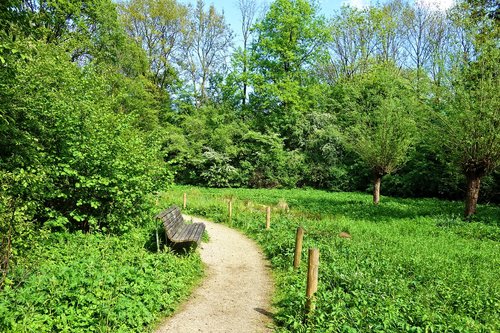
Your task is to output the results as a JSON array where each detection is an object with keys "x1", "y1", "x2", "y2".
[{"x1": 155, "y1": 216, "x2": 274, "y2": 333}]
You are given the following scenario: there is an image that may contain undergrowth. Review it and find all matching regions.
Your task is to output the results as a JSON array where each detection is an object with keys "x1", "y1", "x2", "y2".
[
  {"x1": 0, "y1": 225, "x2": 203, "y2": 332},
  {"x1": 163, "y1": 186, "x2": 500, "y2": 332}
]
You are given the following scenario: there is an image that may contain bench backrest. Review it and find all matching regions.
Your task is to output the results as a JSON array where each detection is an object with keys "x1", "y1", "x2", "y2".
[{"x1": 156, "y1": 206, "x2": 184, "y2": 238}]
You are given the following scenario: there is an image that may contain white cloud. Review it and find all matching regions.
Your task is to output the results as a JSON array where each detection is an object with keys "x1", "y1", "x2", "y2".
[
  {"x1": 415, "y1": 0, "x2": 455, "y2": 11},
  {"x1": 342, "y1": 0, "x2": 369, "y2": 9}
]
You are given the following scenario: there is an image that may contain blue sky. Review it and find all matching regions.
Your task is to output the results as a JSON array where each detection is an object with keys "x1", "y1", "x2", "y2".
[
  {"x1": 181, "y1": 0, "x2": 454, "y2": 45},
  {"x1": 182, "y1": 0, "x2": 350, "y2": 45}
]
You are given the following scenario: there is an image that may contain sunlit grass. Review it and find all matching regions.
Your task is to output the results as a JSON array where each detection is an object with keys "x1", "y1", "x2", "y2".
[{"x1": 161, "y1": 186, "x2": 500, "y2": 332}]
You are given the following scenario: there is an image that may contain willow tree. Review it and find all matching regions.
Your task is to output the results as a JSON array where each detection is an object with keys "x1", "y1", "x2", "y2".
[
  {"x1": 439, "y1": 50, "x2": 499, "y2": 218},
  {"x1": 338, "y1": 65, "x2": 420, "y2": 204},
  {"x1": 437, "y1": 0, "x2": 500, "y2": 218}
]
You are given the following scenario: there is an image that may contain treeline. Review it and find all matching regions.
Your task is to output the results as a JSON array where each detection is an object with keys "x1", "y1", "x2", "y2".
[
  {"x1": 117, "y1": 0, "x2": 498, "y2": 208},
  {"x1": 0, "y1": 0, "x2": 498, "y2": 246}
]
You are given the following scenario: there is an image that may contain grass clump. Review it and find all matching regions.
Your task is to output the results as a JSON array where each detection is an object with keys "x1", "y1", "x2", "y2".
[{"x1": 164, "y1": 186, "x2": 500, "y2": 332}]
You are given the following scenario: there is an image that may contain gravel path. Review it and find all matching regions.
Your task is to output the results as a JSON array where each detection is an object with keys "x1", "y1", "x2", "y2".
[{"x1": 155, "y1": 216, "x2": 274, "y2": 333}]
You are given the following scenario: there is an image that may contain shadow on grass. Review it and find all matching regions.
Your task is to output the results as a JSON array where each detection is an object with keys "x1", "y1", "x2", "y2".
[{"x1": 286, "y1": 194, "x2": 499, "y2": 226}]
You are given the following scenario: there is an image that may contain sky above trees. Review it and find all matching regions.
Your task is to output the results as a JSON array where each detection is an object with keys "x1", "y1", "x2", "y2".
[{"x1": 183, "y1": 0, "x2": 455, "y2": 44}]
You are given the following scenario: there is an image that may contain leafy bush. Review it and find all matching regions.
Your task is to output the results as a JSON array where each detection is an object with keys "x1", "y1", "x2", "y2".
[
  {"x1": 0, "y1": 41, "x2": 169, "y2": 233},
  {"x1": 0, "y1": 169, "x2": 49, "y2": 289}
]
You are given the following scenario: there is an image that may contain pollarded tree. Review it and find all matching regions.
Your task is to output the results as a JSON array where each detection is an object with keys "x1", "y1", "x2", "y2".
[
  {"x1": 445, "y1": 57, "x2": 499, "y2": 217},
  {"x1": 337, "y1": 64, "x2": 420, "y2": 204},
  {"x1": 435, "y1": 0, "x2": 500, "y2": 218}
]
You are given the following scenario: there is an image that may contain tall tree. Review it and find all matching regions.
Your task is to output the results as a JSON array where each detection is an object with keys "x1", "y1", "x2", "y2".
[
  {"x1": 183, "y1": 0, "x2": 233, "y2": 104},
  {"x1": 326, "y1": 6, "x2": 377, "y2": 81},
  {"x1": 238, "y1": 0, "x2": 258, "y2": 105},
  {"x1": 372, "y1": 0, "x2": 407, "y2": 64},
  {"x1": 118, "y1": 0, "x2": 188, "y2": 90},
  {"x1": 251, "y1": 0, "x2": 330, "y2": 148}
]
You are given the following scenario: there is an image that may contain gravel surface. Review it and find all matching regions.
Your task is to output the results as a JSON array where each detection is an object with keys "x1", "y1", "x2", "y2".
[{"x1": 155, "y1": 216, "x2": 274, "y2": 333}]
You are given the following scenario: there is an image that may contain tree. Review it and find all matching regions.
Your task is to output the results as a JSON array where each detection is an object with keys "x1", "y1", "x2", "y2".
[
  {"x1": 442, "y1": 65, "x2": 499, "y2": 217},
  {"x1": 337, "y1": 65, "x2": 420, "y2": 204},
  {"x1": 238, "y1": 0, "x2": 258, "y2": 105},
  {"x1": 118, "y1": 0, "x2": 189, "y2": 90},
  {"x1": 402, "y1": 1, "x2": 449, "y2": 96},
  {"x1": 182, "y1": 0, "x2": 233, "y2": 104},
  {"x1": 250, "y1": 0, "x2": 330, "y2": 148},
  {"x1": 326, "y1": 6, "x2": 377, "y2": 81},
  {"x1": 432, "y1": 0, "x2": 500, "y2": 217}
]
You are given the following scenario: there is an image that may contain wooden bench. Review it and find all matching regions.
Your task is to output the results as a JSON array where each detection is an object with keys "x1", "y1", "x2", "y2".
[{"x1": 155, "y1": 206, "x2": 205, "y2": 247}]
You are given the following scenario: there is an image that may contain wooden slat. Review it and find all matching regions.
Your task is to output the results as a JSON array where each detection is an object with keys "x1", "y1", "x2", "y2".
[
  {"x1": 192, "y1": 224, "x2": 205, "y2": 242},
  {"x1": 164, "y1": 219, "x2": 180, "y2": 238},
  {"x1": 155, "y1": 206, "x2": 177, "y2": 219},
  {"x1": 188, "y1": 224, "x2": 201, "y2": 241},
  {"x1": 172, "y1": 225, "x2": 187, "y2": 241},
  {"x1": 174, "y1": 224, "x2": 194, "y2": 241},
  {"x1": 187, "y1": 223, "x2": 204, "y2": 242},
  {"x1": 183, "y1": 224, "x2": 197, "y2": 241},
  {"x1": 156, "y1": 206, "x2": 205, "y2": 245}
]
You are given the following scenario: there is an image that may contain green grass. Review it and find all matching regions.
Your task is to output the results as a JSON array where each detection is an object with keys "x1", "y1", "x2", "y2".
[
  {"x1": 162, "y1": 186, "x2": 500, "y2": 332},
  {"x1": 0, "y1": 226, "x2": 203, "y2": 332}
]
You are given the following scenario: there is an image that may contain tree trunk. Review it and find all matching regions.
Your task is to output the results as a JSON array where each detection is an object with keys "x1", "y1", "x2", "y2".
[
  {"x1": 373, "y1": 175, "x2": 382, "y2": 205},
  {"x1": 464, "y1": 174, "x2": 481, "y2": 218},
  {"x1": 242, "y1": 64, "x2": 247, "y2": 105}
]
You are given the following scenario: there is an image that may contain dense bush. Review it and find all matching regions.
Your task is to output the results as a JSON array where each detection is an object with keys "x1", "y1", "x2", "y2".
[
  {"x1": 164, "y1": 104, "x2": 305, "y2": 188},
  {"x1": 0, "y1": 42, "x2": 169, "y2": 233}
]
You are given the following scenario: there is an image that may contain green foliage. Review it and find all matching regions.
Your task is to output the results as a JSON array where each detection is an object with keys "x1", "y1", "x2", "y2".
[
  {"x1": 164, "y1": 186, "x2": 500, "y2": 332},
  {"x1": 250, "y1": 0, "x2": 330, "y2": 149},
  {"x1": 252, "y1": 0, "x2": 329, "y2": 78},
  {"x1": 336, "y1": 64, "x2": 420, "y2": 177},
  {"x1": 118, "y1": 0, "x2": 188, "y2": 90},
  {"x1": 0, "y1": 41, "x2": 168, "y2": 232},
  {"x1": 163, "y1": 102, "x2": 305, "y2": 188},
  {"x1": 0, "y1": 228, "x2": 203, "y2": 332},
  {"x1": 0, "y1": 169, "x2": 46, "y2": 289},
  {"x1": 438, "y1": 49, "x2": 500, "y2": 178}
]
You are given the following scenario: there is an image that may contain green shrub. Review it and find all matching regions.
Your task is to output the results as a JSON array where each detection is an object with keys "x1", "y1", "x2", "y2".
[{"x1": 0, "y1": 42, "x2": 169, "y2": 233}]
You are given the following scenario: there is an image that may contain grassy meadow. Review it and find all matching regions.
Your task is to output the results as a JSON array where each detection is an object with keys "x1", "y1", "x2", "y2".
[{"x1": 161, "y1": 186, "x2": 500, "y2": 332}]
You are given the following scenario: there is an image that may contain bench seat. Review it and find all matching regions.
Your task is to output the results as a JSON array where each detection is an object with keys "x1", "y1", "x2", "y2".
[{"x1": 156, "y1": 206, "x2": 205, "y2": 246}]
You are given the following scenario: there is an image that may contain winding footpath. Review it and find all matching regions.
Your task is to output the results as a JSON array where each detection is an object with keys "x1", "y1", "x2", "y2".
[{"x1": 155, "y1": 216, "x2": 274, "y2": 333}]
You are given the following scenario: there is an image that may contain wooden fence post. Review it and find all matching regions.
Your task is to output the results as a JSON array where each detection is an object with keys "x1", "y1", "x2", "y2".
[
  {"x1": 183, "y1": 192, "x2": 187, "y2": 209},
  {"x1": 305, "y1": 248, "x2": 319, "y2": 315},
  {"x1": 228, "y1": 200, "x2": 233, "y2": 224},
  {"x1": 266, "y1": 206, "x2": 271, "y2": 229},
  {"x1": 293, "y1": 227, "x2": 304, "y2": 269},
  {"x1": 155, "y1": 192, "x2": 160, "y2": 252}
]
